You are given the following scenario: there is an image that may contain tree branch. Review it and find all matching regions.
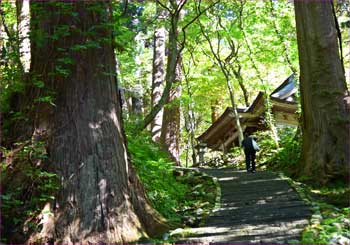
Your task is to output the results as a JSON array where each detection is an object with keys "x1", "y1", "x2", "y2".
[
  {"x1": 156, "y1": 0, "x2": 172, "y2": 15},
  {"x1": 268, "y1": 0, "x2": 297, "y2": 75},
  {"x1": 121, "y1": 0, "x2": 128, "y2": 17},
  {"x1": 177, "y1": 0, "x2": 188, "y2": 14},
  {"x1": 238, "y1": 0, "x2": 265, "y2": 89},
  {"x1": 182, "y1": 0, "x2": 219, "y2": 32},
  {"x1": 141, "y1": 0, "x2": 218, "y2": 130},
  {"x1": 178, "y1": 0, "x2": 220, "y2": 54},
  {"x1": 0, "y1": 8, "x2": 15, "y2": 43}
]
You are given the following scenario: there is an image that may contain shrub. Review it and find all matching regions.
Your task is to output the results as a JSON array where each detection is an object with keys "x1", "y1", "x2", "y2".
[
  {"x1": 125, "y1": 125, "x2": 189, "y2": 224},
  {"x1": 1, "y1": 141, "x2": 59, "y2": 243},
  {"x1": 254, "y1": 126, "x2": 301, "y2": 175}
]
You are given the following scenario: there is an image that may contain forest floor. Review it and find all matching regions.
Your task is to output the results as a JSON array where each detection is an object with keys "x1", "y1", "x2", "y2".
[{"x1": 174, "y1": 168, "x2": 312, "y2": 244}]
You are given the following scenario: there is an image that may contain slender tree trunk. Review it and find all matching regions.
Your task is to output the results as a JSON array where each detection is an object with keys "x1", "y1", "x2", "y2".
[
  {"x1": 131, "y1": 87, "x2": 143, "y2": 115},
  {"x1": 210, "y1": 99, "x2": 220, "y2": 123},
  {"x1": 151, "y1": 8, "x2": 166, "y2": 142},
  {"x1": 140, "y1": 16, "x2": 178, "y2": 130},
  {"x1": 2, "y1": 0, "x2": 35, "y2": 145},
  {"x1": 183, "y1": 60, "x2": 197, "y2": 166},
  {"x1": 141, "y1": 0, "x2": 214, "y2": 131},
  {"x1": 294, "y1": 1, "x2": 350, "y2": 184},
  {"x1": 0, "y1": 1, "x2": 21, "y2": 69},
  {"x1": 28, "y1": 2, "x2": 167, "y2": 243},
  {"x1": 232, "y1": 65, "x2": 249, "y2": 107},
  {"x1": 16, "y1": 0, "x2": 30, "y2": 72},
  {"x1": 199, "y1": 21, "x2": 244, "y2": 145},
  {"x1": 226, "y1": 76, "x2": 244, "y2": 145},
  {"x1": 132, "y1": 33, "x2": 145, "y2": 116},
  {"x1": 159, "y1": 1, "x2": 183, "y2": 164}
]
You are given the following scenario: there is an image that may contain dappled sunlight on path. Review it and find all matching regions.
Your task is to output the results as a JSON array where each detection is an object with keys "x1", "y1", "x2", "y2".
[{"x1": 177, "y1": 168, "x2": 312, "y2": 244}]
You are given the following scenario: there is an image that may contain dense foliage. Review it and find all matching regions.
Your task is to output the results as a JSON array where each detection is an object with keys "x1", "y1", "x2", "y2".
[
  {"x1": 0, "y1": 141, "x2": 59, "y2": 243},
  {"x1": 285, "y1": 176, "x2": 350, "y2": 244},
  {"x1": 126, "y1": 125, "x2": 188, "y2": 224},
  {"x1": 126, "y1": 123, "x2": 216, "y2": 227},
  {"x1": 254, "y1": 127, "x2": 301, "y2": 174}
]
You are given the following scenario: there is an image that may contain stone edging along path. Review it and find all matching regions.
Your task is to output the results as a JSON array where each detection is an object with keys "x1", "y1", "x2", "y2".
[{"x1": 176, "y1": 168, "x2": 313, "y2": 244}]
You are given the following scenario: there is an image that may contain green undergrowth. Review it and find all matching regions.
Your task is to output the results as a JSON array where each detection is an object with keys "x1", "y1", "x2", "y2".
[
  {"x1": 0, "y1": 141, "x2": 59, "y2": 244},
  {"x1": 254, "y1": 127, "x2": 301, "y2": 175},
  {"x1": 127, "y1": 130, "x2": 187, "y2": 224},
  {"x1": 281, "y1": 174, "x2": 350, "y2": 244},
  {"x1": 201, "y1": 149, "x2": 244, "y2": 169},
  {"x1": 301, "y1": 185, "x2": 350, "y2": 244},
  {"x1": 253, "y1": 128, "x2": 350, "y2": 244},
  {"x1": 126, "y1": 124, "x2": 217, "y2": 230},
  {"x1": 301, "y1": 204, "x2": 350, "y2": 244}
]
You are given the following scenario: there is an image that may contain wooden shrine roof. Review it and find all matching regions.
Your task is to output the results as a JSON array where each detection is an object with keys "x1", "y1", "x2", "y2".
[
  {"x1": 270, "y1": 74, "x2": 297, "y2": 104},
  {"x1": 197, "y1": 75, "x2": 299, "y2": 151},
  {"x1": 197, "y1": 92, "x2": 266, "y2": 150}
]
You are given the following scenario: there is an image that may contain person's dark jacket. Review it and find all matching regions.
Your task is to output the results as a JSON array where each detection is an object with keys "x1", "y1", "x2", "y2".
[{"x1": 241, "y1": 137, "x2": 255, "y2": 153}]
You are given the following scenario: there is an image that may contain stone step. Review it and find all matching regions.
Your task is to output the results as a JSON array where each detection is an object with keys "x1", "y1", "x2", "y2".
[{"x1": 177, "y1": 168, "x2": 312, "y2": 244}]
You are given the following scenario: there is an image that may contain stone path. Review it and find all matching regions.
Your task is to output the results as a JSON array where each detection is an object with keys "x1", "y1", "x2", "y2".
[{"x1": 178, "y1": 168, "x2": 312, "y2": 244}]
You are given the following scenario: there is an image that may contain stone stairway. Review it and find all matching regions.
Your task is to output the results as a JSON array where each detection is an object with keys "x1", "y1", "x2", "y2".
[{"x1": 177, "y1": 168, "x2": 312, "y2": 244}]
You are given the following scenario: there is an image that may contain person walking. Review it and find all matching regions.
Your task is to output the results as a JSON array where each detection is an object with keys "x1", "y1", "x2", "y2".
[{"x1": 241, "y1": 132, "x2": 259, "y2": 173}]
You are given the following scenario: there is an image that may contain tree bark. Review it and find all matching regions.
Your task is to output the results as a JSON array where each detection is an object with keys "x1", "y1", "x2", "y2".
[
  {"x1": 151, "y1": 7, "x2": 166, "y2": 142},
  {"x1": 142, "y1": 0, "x2": 215, "y2": 131},
  {"x1": 27, "y1": 1, "x2": 168, "y2": 243},
  {"x1": 16, "y1": 0, "x2": 30, "y2": 72},
  {"x1": 226, "y1": 77, "x2": 244, "y2": 145},
  {"x1": 183, "y1": 60, "x2": 197, "y2": 167},
  {"x1": 131, "y1": 87, "x2": 143, "y2": 115},
  {"x1": 155, "y1": 0, "x2": 183, "y2": 164},
  {"x1": 139, "y1": 13, "x2": 178, "y2": 130},
  {"x1": 210, "y1": 99, "x2": 220, "y2": 123},
  {"x1": 294, "y1": 1, "x2": 350, "y2": 184},
  {"x1": 132, "y1": 33, "x2": 144, "y2": 116},
  {"x1": 198, "y1": 20, "x2": 244, "y2": 145},
  {"x1": 232, "y1": 64, "x2": 249, "y2": 107},
  {"x1": 160, "y1": 55, "x2": 182, "y2": 164}
]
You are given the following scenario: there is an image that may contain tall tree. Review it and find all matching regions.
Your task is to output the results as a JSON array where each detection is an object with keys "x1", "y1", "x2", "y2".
[
  {"x1": 238, "y1": 0, "x2": 280, "y2": 147},
  {"x1": 210, "y1": 99, "x2": 220, "y2": 123},
  {"x1": 159, "y1": 0, "x2": 184, "y2": 164},
  {"x1": 160, "y1": 54, "x2": 182, "y2": 163},
  {"x1": 28, "y1": 1, "x2": 167, "y2": 243},
  {"x1": 131, "y1": 33, "x2": 145, "y2": 116},
  {"x1": 198, "y1": 13, "x2": 245, "y2": 146},
  {"x1": 294, "y1": 1, "x2": 350, "y2": 184},
  {"x1": 151, "y1": 4, "x2": 166, "y2": 142},
  {"x1": 182, "y1": 56, "x2": 197, "y2": 166},
  {"x1": 16, "y1": 0, "x2": 30, "y2": 72},
  {"x1": 141, "y1": 0, "x2": 218, "y2": 130},
  {"x1": 140, "y1": 0, "x2": 186, "y2": 131}
]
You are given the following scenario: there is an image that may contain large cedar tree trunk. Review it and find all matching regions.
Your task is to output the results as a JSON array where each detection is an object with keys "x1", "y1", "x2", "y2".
[
  {"x1": 28, "y1": 1, "x2": 167, "y2": 243},
  {"x1": 160, "y1": 57, "x2": 182, "y2": 164},
  {"x1": 151, "y1": 10, "x2": 166, "y2": 142},
  {"x1": 158, "y1": 2, "x2": 183, "y2": 164},
  {"x1": 294, "y1": 1, "x2": 350, "y2": 184}
]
